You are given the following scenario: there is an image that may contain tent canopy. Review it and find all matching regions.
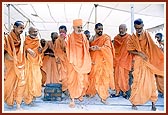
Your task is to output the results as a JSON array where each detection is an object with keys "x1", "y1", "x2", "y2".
[{"x1": 3, "y1": 2, "x2": 165, "y2": 40}]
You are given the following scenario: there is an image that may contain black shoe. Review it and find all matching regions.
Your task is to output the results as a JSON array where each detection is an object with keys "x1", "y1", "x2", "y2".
[
  {"x1": 42, "y1": 84, "x2": 46, "y2": 87},
  {"x1": 132, "y1": 105, "x2": 138, "y2": 110},
  {"x1": 151, "y1": 102, "x2": 157, "y2": 111},
  {"x1": 151, "y1": 106, "x2": 157, "y2": 111},
  {"x1": 110, "y1": 94, "x2": 120, "y2": 98},
  {"x1": 123, "y1": 94, "x2": 129, "y2": 99}
]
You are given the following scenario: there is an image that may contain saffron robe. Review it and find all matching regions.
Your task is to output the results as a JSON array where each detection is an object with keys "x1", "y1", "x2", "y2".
[
  {"x1": 4, "y1": 30, "x2": 26, "y2": 106},
  {"x1": 41, "y1": 41, "x2": 60, "y2": 84},
  {"x1": 113, "y1": 33, "x2": 133, "y2": 93},
  {"x1": 54, "y1": 36, "x2": 69, "y2": 91},
  {"x1": 23, "y1": 36, "x2": 42, "y2": 104},
  {"x1": 86, "y1": 34, "x2": 115, "y2": 100},
  {"x1": 66, "y1": 32, "x2": 91, "y2": 99},
  {"x1": 127, "y1": 30, "x2": 164, "y2": 105}
]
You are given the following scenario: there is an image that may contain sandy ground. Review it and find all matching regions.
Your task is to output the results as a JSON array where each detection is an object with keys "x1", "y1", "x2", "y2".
[{"x1": 3, "y1": 87, "x2": 165, "y2": 113}]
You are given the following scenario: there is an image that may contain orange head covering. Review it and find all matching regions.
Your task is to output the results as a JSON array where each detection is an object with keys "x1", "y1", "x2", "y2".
[{"x1": 73, "y1": 19, "x2": 82, "y2": 26}]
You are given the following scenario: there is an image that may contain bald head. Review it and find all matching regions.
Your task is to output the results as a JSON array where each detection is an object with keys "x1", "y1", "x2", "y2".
[
  {"x1": 119, "y1": 24, "x2": 127, "y2": 36},
  {"x1": 51, "y1": 32, "x2": 58, "y2": 43},
  {"x1": 28, "y1": 26, "x2": 38, "y2": 39},
  {"x1": 119, "y1": 24, "x2": 127, "y2": 29}
]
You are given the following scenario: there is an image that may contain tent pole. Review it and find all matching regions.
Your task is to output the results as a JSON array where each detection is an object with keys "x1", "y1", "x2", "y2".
[
  {"x1": 7, "y1": 4, "x2": 11, "y2": 31},
  {"x1": 94, "y1": 4, "x2": 98, "y2": 24},
  {"x1": 87, "y1": 22, "x2": 89, "y2": 29},
  {"x1": 11, "y1": 4, "x2": 35, "y2": 26},
  {"x1": 131, "y1": 4, "x2": 134, "y2": 34}
]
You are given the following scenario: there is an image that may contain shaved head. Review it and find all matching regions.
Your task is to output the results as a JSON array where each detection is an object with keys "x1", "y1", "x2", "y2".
[
  {"x1": 28, "y1": 26, "x2": 38, "y2": 38},
  {"x1": 119, "y1": 24, "x2": 127, "y2": 36},
  {"x1": 119, "y1": 24, "x2": 127, "y2": 29},
  {"x1": 28, "y1": 26, "x2": 38, "y2": 33}
]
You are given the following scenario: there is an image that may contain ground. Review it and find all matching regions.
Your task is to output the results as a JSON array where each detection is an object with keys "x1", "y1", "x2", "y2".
[{"x1": 3, "y1": 88, "x2": 165, "y2": 113}]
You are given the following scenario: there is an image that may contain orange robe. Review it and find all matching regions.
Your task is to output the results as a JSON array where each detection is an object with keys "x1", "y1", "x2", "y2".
[
  {"x1": 23, "y1": 36, "x2": 42, "y2": 104},
  {"x1": 41, "y1": 41, "x2": 60, "y2": 84},
  {"x1": 40, "y1": 43, "x2": 48, "y2": 85},
  {"x1": 54, "y1": 36, "x2": 69, "y2": 91},
  {"x1": 66, "y1": 32, "x2": 91, "y2": 99},
  {"x1": 4, "y1": 31, "x2": 26, "y2": 106},
  {"x1": 155, "y1": 75, "x2": 164, "y2": 94},
  {"x1": 127, "y1": 31, "x2": 164, "y2": 105},
  {"x1": 155, "y1": 42, "x2": 164, "y2": 94},
  {"x1": 86, "y1": 34, "x2": 115, "y2": 100},
  {"x1": 113, "y1": 34, "x2": 133, "y2": 94}
]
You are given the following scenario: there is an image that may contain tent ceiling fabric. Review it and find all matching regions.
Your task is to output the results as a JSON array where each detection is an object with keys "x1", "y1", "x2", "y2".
[{"x1": 3, "y1": 2, "x2": 165, "y2": 40}]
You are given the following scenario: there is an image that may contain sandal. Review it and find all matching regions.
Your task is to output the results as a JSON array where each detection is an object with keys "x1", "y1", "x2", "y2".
[{"x1": 69, "y1": 101, "x2": 75, "y2": 108}]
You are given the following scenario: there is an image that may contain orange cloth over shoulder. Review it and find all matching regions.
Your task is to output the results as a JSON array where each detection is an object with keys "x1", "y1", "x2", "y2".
[
  {"x1": 87, "y1": 34, "x2": 115, "y2": 100},
  {"x1": 41, "y1": 41, "x2": 60, "y2": 84},
  {"x1": 127, "y1": 30, "x2": 164, "y2": 72},
  {"x1": 24, "y1": 36, "x2": 42, "y2": 104},
  {"x1": 127, "y1": 31, "x2": 164, "y2": 105},
  {"x1": 113, "y1": 33, "x2": 133, "y2": 93},
  {"x1": 66, "y1": 32, "x2": 91, "y2": 98},
  {"x1": 40, "y1": 41, "x2": 48, "y2": 85},
  {"x1": 114, "y1": 33, "x2": 132, "y2": 70},
  {"x1": 66, "y1": 32, "x2": 91, "y2": 74},
  {"x1": 54, "y1": 36, "x2": 69, "y2": 91},
  {"x1": 24, "y1": 36, "x2": 42, "y2": 65},
  {"x1": 4, "y1": 31, "x2": 26, "y2": 106}
]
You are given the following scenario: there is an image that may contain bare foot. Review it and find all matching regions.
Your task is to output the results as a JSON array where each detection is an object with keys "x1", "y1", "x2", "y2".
[
  {"x1": 79, "y1": 96, "x2": 83, "y2": 102},
  {"x1": 16, "y1": 104, "x2": 23, "y2": 111},
  {"x1": 69, "y1": 101, "x2": 75, "y2": 108},
  {"x1": 101, "y1": 99, "x2": 109, "y2": 105}
]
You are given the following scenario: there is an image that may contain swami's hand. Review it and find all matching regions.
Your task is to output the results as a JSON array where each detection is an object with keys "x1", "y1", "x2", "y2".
[
  {"x1": 139, "y1": 52, "x2": 148, "y2": 61},
  {"x1": 27, "y1": 48, "x2": 36, "y2": 57},
  {"x1": 56, "y1": 58, "x2": 61, "y2": 64},
  {"x1": 90, "y1": 45, "x2": 101, "y2": 51}
]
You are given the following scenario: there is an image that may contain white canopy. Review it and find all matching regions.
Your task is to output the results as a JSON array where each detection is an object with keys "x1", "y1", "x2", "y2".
[{"x1": 3, "y1": 2, "x2": 165, "y2": 40}]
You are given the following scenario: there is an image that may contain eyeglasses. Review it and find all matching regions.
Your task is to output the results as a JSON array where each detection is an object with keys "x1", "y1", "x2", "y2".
[{"x1": 77, "y1": 26, "x2": 82, "y2": 29}]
